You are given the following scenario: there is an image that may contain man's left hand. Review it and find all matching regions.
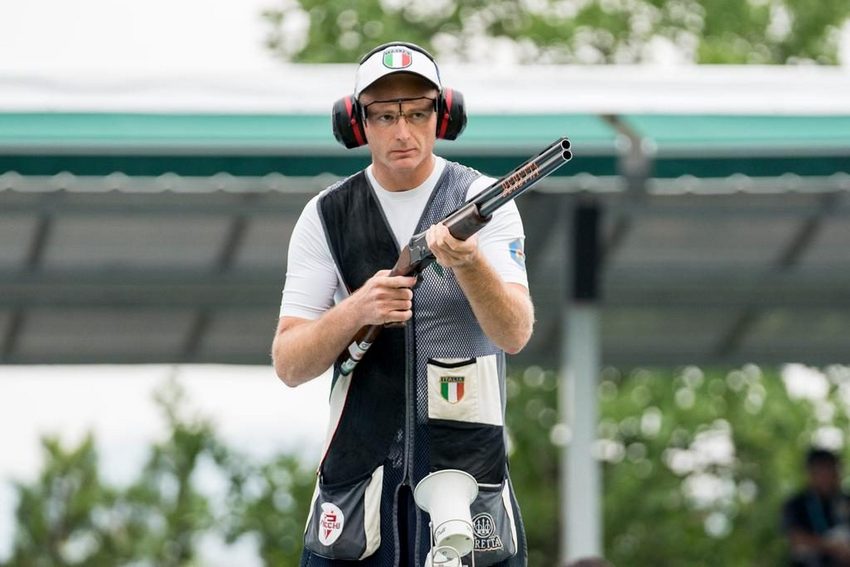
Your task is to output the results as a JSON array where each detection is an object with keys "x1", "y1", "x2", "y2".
[{"x1": 425, "y1": 223, "x2": 479, "y2": 269}]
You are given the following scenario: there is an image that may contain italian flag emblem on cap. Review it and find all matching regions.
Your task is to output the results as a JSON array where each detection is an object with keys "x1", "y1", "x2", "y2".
[
  {"x1": 383, "y1": 48, "x2": 413, "y2": 69},
  {"x1": 440, "y1": 376, "x2": 465, "y2": 404}
]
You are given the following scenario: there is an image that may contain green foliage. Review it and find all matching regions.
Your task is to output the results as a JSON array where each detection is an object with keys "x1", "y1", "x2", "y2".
[
  {"x1": 7, "y1": 435, "x2": 115, "y2": 567},
  {"x1": 504, "y1": 366, "x2": 561, "y2": 565},
  {"x1": 215, "y1": 452, "x2": 316, "y2": 565},
  {"x1": 8, "y1": 366, "x2": 850, "y2": 565},
  {"x1": 506, "y1": 363, "x2": 850, "y2": 566},
  {"x1": 262, "y1": 0, "x2": 850, "y2": 64},
  {"x1": 2, "y1": 378, "x2": 316, "y2": 567}
]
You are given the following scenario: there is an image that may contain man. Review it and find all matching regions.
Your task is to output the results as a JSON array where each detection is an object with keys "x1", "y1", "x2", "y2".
[
  {"x1": 783, "y1": 448, "x2": 850, "y2": 566},
  {"x1": 272, "y1": 42, "x2": 532, "y2": 566}
]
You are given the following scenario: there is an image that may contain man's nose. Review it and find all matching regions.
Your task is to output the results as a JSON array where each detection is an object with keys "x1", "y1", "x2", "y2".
[{"x1": 393, "y1": 115, "x2": 412, "y2": 138}]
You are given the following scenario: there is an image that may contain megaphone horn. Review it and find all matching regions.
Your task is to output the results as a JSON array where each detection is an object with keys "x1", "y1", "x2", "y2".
[{"x1": 413, "y1": 469, "x2": 479, "y2": 558}]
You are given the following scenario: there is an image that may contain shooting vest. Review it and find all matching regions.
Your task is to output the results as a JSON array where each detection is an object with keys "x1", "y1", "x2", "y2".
[{"x1": 301, "y1": 162, "x2": 527, "y2": 567}]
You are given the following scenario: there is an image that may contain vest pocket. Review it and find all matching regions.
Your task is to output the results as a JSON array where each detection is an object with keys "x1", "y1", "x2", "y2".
[
  {"x1": 427, "y1": 354, "x2": 503, "y2": 426},
  {"x1": 429, "y1": 419, "x2": 505, "y2": 485},
  {"x1": 303, "y1": 465, "x2": 383, "y2": 560},
  {"x1": 428, "y1": 354, "x2": 507, "y2": 486},
  {"x1": 470, "y1": 480, "x2": 519, "y2": 566}
]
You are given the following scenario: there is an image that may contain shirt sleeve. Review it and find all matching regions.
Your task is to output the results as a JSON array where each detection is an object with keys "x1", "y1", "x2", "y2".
[
  {"x1": 279, "y1": 194, "x2": 343, "y2": 320},
  {"x1": 467, "y1": 175, "x2": 529, "y2": 288}
]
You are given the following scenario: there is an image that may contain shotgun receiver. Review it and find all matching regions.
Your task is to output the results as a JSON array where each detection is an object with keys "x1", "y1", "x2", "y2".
[{"x1": 338, "y1": 137, "x2": 573, "y2": 376}]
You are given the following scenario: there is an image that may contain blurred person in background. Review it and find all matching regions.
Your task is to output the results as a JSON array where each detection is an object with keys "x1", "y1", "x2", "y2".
[
  {"x1": 783, "y1": 448, "x2": 850, "y2": 566},
  {"x1": 272, "y1": 40, "x2": 533, "y2": 566}
]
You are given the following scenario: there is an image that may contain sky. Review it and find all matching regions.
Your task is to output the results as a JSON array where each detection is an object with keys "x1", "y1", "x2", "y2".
[
  {"x1": 2, "y1": 0, "x2": 848, "y2": 74},
  {"x1": 0, "y1": 0, "x2": 282, "y2": 73}
]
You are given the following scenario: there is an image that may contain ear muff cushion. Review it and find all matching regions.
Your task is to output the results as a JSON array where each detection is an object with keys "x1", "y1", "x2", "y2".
[
  {"x1": 332, "y1": 95, "x2": 367, "y2": 149},
  {"x1": 436, "y1": 88, "x2": 467, "y2": 141}
]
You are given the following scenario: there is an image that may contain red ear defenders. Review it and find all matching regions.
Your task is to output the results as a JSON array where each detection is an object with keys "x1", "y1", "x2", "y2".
[{"x1": 331, "y1": 42, "x2": 467, "y2": 149}]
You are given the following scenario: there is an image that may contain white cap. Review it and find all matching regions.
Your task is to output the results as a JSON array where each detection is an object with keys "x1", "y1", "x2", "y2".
[{"x1": 354, "y1": 43, "x2": 442, "y2": 99}]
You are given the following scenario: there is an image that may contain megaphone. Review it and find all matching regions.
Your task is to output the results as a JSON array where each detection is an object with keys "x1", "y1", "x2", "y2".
[{"x1": 413, "y1": 469, "x2": 479, "y2": 565}]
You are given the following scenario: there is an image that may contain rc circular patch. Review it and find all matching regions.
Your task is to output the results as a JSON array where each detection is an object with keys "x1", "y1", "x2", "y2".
[
  {"x1": 318, "y1": 502, "x2": 345, "y2": 546},
  {"x1": 473, "y1": 513, "x2": 495, "y2": 538}
]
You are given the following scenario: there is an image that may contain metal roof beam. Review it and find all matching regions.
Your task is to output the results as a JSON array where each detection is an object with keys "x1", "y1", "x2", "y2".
[
  {"x1": 599, "y1": 270, "x2": 850, "y2": 308},
  {"x1": 3, "y1": 209, "x2": 54, "y2": 361},
  {"x1": 774, "y1": 193, "x2": 842, "y2": 266},
  {"x1": 0, "y1": 272, "x2": 280, "y2": 308},
  {"x1": 4, "y1": 270, "x2": 850, "y2": 309},
  {"x1": 3, "y1": 346, "x2": 841, "y2": 368},
  {"x1": 2, "y1": 351, "x2": 270, "y2": 366},
  {"x1": 598, "y1": 114, "x2": 651, "y2": 268},
  {"x1": 524, "y1": 194, "x2": 568, "y2": 291},
  {"x1": 182, "y1": 311, "x2": 212, "y2": 362},
  {"x1": 180, "y1": 198, "x2": 254, "y2": 360},
  {"x1": 12, "y1": 193, "x2": 850, "y2": 219},
  {"x1": 713, "y1": 192, "x2": 842, "y2": 356},
  {"x1": 1, "y1": 311, "x2": 24, "y2": 362}
]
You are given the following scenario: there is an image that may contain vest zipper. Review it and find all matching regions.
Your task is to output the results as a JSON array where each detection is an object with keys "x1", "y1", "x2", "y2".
[
  {"x1": 405, "y1": 303, "x2": 421, "y2": 566},
  {"x1": 404, "y1": 312, "x2": 415, "y2": 485}
]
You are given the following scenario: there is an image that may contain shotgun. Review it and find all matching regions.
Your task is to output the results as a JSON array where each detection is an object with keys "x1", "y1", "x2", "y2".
[{"x1": 338, "y1": 137, "x2": 573, "y2": 376}]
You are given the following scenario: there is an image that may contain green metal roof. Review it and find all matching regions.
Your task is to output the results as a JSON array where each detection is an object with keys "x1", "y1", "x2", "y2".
[
  {"x1": 0, "y1": 112, "x2": 615, "y2": 152},
  {"x1": 624, "y1": 114, "x2": 850, "y2": 152},
  {"x1": 6, "y1": 113, "x2": 846, "y2": 154},
  {"x1": 457, "y1": 113, "x2": 615, "y2": 152},
  {"x1": 621, "y1": 114, "x2": 850, "y2": 179},
  {"x1": 0, "y1": 113, "x2": 337, "y2": 150},
  {"x1": 0, "y1": 112, "x2": 848, "y2": 179},
  {"x1": 0, "y1": 112, "x2": 618, "y2": 177}
]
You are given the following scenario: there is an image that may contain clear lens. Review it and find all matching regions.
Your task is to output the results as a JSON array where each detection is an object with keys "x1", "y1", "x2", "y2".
[{"x1": 364, "y1": 97, "x2": 436, "y2": 127}]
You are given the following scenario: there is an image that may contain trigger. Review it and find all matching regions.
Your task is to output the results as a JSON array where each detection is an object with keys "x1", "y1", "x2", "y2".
[{"x1": 412, "y1": 272, "x2": 423, "y2": 289}]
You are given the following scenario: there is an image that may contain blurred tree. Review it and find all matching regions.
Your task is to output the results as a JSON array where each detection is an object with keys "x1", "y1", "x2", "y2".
[
  {"x1": 505, "y1": 364, "x2": 850, "y2": 566},
  {"x1": 215, "y1": 452, "x2": 316, "y2": 565},
  {"x1": 504, "y1": 366, "x2": 561, "y2": 566},
  {"x1": 5, "y1": 434, "x2": 116, "y2": 566},
  {"x1": 7, "y1": 365, "x2": 850, "y2": 565},
  {"x1": 2, "y1": 379, "x2": 315, "y2": 567},
  {"x1": 262, "y1": 0, "x2": 850, "y2": 64}
]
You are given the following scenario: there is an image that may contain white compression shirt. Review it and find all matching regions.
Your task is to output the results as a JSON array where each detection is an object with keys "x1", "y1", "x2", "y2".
[{"x1": 279, "y1": 156, "x2": 528, "y2": 319}]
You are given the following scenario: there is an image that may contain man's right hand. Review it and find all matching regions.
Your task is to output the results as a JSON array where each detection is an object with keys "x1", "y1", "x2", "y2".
[
  {"x1": 350, "y1": 269, "x2": 416, "y2": 327},
  {"x1": 273, "y1": 270, "x2": 415, "y2": 386}
]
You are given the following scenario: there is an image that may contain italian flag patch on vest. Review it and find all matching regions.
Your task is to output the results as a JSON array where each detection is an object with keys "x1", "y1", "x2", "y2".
[{"x1": 440, "y1": 376, "x2": 465, "y2": 404}]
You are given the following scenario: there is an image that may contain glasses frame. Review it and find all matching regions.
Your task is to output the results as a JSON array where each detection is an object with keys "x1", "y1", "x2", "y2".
[{"x1": 361, "y1": 96, "x2": 438, "y2": 128}]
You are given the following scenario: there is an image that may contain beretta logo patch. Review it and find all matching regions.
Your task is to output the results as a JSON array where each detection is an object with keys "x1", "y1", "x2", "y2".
[{"x1": 473, "y1": 512, "x2": 504, "y2": 551}]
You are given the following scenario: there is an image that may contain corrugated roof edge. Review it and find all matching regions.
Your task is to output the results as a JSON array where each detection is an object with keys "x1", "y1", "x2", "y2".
[{"x1": 2, "y1": 171, "x2": 849, "y2": 195}]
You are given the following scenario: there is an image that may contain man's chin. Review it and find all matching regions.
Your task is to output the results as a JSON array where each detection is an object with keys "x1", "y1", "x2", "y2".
[{"x1": 388, "y1": 155, "x2": 421, "y2": 169}]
